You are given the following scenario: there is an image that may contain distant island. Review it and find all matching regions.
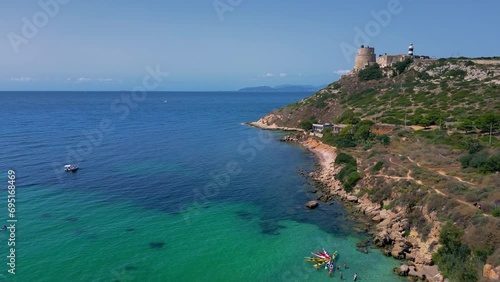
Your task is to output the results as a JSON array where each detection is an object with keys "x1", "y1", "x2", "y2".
[{"x1": 238, "y1": 84, "x2": 327, "y2": 93}]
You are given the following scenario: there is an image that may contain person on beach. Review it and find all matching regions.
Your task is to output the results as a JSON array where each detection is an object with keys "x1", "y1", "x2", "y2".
[{"x1": 354, "y1": 273, "x2": 358, "y2": 281}]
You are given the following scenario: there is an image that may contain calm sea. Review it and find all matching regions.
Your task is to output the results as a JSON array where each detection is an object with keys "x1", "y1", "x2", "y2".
[{"x1": 0, "y1": 91, "x2": 404, "y2": 281}]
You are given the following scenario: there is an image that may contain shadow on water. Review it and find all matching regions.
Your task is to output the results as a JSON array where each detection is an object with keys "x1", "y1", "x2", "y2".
[
  {"x1": 149, "y1": 242, "x2": 165, "y2": 249},
  {"x1": 235, "y1": 210, "x2": 256, "y2": 221},
  {"x1": 259, "y1": 219, "x2": 287, "y2": 235},
  {"x1": 124, "y1": 265, "x2": 138, "y2": 271}
]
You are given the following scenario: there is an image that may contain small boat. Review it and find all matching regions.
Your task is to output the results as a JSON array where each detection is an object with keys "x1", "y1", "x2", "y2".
[{"x1": 64, "y1": 164, "x2": 79, "y2": 172}]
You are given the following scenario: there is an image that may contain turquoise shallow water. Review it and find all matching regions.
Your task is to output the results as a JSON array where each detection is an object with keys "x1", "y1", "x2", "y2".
[{"x1": 0, "y1": 91, "x2": 405, "y2": 281}]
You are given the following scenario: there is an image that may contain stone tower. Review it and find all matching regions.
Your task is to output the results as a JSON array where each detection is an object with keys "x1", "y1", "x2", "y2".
[{"x1": 354, "y1": 45, "x2": 376, "y2": 70}]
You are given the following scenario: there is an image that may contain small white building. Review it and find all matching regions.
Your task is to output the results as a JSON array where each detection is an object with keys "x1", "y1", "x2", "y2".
[
  {"x1": 312, "y1": 123, "x2": 349, "y2": 133},
  {"x1": 312, "y1": 123, "x2": 333, "y2": 132}
]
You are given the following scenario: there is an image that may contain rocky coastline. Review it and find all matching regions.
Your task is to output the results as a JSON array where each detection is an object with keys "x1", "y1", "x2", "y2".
[
  {"x1": 277, "y1": 131, "x2": 445, "y2": 281},
  {"x1": 246, "y1": 115, "x2": 305, "y2": 132}
]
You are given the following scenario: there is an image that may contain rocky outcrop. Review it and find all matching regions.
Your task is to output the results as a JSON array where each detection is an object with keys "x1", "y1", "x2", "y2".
[
  {"x1": 483, "y1": 264, "x2": 500, "y2": 281},
  {"x1": 393, "y1": 264, "x2": 409, "y2": 276},
  {"x1": 305, "y1": 201, "x2": 319, "y2": 209},
  {"x1": 280, "y1": 134, "x2": 306, "y2": 142},
  {"x1": 247, "y1": 115, "x2": 302, "y2": 131}
]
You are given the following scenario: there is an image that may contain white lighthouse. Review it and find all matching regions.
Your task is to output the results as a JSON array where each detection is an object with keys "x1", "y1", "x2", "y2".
[{"x1": 408, "y1": 43, "x2": 414, "y2": 57}]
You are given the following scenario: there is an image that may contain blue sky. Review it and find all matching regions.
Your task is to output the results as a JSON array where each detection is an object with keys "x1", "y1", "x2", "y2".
[{"x1": 1, "y1": 0, "x2": 498, "y2": 91}]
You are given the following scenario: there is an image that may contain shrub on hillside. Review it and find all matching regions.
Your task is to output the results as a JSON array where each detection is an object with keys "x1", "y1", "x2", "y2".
[
  {"x1": 335, "y1": 152, "x2": 356, "y2": 166},
  {"x1": 394, "y1": 57, "x2": 413, "y2": 75},
  {"x1": 336, "y1": 164, "x2": 357, "y2": 182},
  {"x1": 335, "y1": 109, "x2": 360, "y2": 124},
  {"x1": 472, "y1": 246, "x2": 493, "y2": 263},
  {"x1": 464, "y1": 186, "x2": 495, "y2": 203},
  {"x1": 343, "y1": 171, "x2": 361, "y2": 192},
  {"x1": 299, "y1": 120, "x2": 313, "y2": 130},
  {"x1": 370, "y1": 183, "x2": 392, "y2": 203},
  {"x1": 358, "y1": 63, "x2": 383, "y2": 81},
  {"x1": 335, "y1": 136, "x2": 357, "y2": 148},
  {"x1": 464, "y1": 60, "x2": 475, "y2": 67},
  {"x1": 335, "y1": 152, "x2": 357, "y2": 166},
  {"x1": 299, "y1": 116, "x2": 318, "y2": 130},
  {"x1": 445, "y1": 69, "x2": 467, "y2": 78},
  {"x1": 417, "y1": 71, "x2": 432, "y2": 80},
  {"x1": 493, "y1": 209, "x2": 500, "y2": 217},
  {"x1": 334, "y1": 152, "x2": 361, "y2": 192},
  {"x1": 432, "y1": 222, "x2": 478, "y2": 282},
  {"x1": 376, "y1": 134, "x2": 390, "y2": 146},
  {"x1": 427, "y1": 194, "x2": 448, "y2": 213},
  {"x1": 370, "y1": 161, "x2": 384, "y2": 173},
  {"x1": 459, "y1": 151, "x2": 500, "y2": 174}
]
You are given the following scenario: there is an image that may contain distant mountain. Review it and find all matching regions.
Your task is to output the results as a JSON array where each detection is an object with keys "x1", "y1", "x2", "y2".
[{"x1": 238, "y1": 84, "x2": 327, "y2": 92}]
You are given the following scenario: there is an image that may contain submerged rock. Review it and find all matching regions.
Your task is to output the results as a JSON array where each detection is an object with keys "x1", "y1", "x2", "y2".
[
  {"x1": 356, "y1": 240, "x2": 370, "y2": 248},
  {"x1": 124, "y1": 265, "x2": 137, "y2": 271},
  {"x1": 305, "y1": 201, "x2": 319, "y2": 209},
  {"x1": 259, "y1": 220, "x2": 286, "y2": 235},
  {"x1": 356, "y1": 247, "x2": 368, "y2": 254},
  {"x1": 393, "y1": 264, "x2": 409, "y2": 276},
  {"x1": 149, "y1": 242, "x2": 165, "y2": 249}
]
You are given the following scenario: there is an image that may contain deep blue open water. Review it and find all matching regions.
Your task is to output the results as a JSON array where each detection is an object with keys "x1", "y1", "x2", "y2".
[{"x1": 0, "y1": 91, "x2": 404, "y2": 281}]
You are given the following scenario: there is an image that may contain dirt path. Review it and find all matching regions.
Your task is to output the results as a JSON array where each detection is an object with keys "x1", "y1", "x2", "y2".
[
  {"x1": 407, "y1": 157, "x2": 477, "y2": 186},
  {"x1": 380, "y1": 156, "x2": 492, "y2": 217},
  {"x1": 436, "y1": 170, "x2": 477, "y2": 186}
]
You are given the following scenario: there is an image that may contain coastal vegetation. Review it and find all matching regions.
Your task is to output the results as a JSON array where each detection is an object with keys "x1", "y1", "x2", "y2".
[
  {"x1": 334, "y1": 152, "x2": 360, "y2": 192},
  {"x1": 358, "y1": 63, "x2": 383, "y2": 81},
  {"x1": 321, "y1": 120, "x2": 390, "y2": 149},
  {"x1": 432, "y1": 222, "x2": 479, "y2": 282},
  {"x1": 299, "y1": 117, "x2": 317, "y2": 130}
]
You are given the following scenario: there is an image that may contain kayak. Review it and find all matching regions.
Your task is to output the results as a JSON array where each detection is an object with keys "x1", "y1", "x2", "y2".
[{"x1": 305, "y1": 250, "x2": 339, "y2": 274}]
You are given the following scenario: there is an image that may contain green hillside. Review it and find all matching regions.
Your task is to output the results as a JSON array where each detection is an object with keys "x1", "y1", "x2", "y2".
[
  {"x1": 257, "y1": 57, "x2": 500, "y2": 281},
  {"x1": 270, "y1": 58, "x2": 499, "y2": 130}
]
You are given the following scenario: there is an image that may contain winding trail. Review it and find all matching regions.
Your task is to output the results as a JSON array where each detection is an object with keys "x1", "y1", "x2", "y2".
[
  {"x1": 375, "y1": 155, "x2": 492, "y2": 217},
  {"x1": 406, "y1": 157, "x2": 477, "y2": 186}
]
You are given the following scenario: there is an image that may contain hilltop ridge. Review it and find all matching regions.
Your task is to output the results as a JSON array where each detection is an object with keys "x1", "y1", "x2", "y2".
[{"x1": 256, "y1": 57, "x2": 499, "y2": 129}]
